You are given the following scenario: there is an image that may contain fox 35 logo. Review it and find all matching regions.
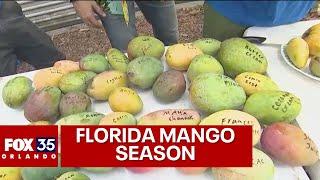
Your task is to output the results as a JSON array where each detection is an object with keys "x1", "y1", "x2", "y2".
[{"x1": 4, "y1": 138, "x2": 56, "y2": 152}]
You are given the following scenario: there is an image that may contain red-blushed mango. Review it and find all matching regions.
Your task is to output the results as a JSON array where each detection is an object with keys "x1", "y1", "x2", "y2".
[
  {"x1": 189, "y1": 73, "x2": 246, "y2": 114},
  {"x1": 24, "y1": 87, "x2": 62, "y2": 123},
  {"x1": 100, "y1": 112, "x2": 136, "y2": 125},
  {"x1": 127, "y1": 36, "x2": 165, "y2": 60},
  {"x1": 59, "y1": 92, "x2": 91, "y2": 117},
  {"x1": 0, "y1": 167, "x2": 21, "y2": 180},
  {"x1": 261, "y1": 122, "x2": 319, "y2": 166},
  {"x1": 33, "y1": 67, "x2": 66, "y2": 90},
  {"x1": 152, "y1": 70, "x2": 186, "y2": 103},
  {"x1": 166, "y1": 43, "x2": 203, "y2": 71},
  {"x1": 212, "y1": 148, "x2": 274, "y2": 180},
  {"x1": 177, "y1": 167, "x2": 208, "y2": 175},
  {"x1": 2, "y1": 76, "x2": 33, "y2": 109},
  {"x1": 243, "y1": 91, "x2": 301, "y2": 125},
  {"x1": 235, "y1": 72, "x2": 279, "y2": 96},
  {"x1": 108, "y1": 87, "x2": 143, "y2": 114},
  {"x1": 126, "y1": 167, "x2": 156, "y2": 174},
  {"x1": 200, "y1": 110, "x2": 261, "y2": 146},
  {"x1": 53, "y1": 60, "x2": 80, "y2": 73},
  {"x1": 87, "y1": 70, "x2": 127, "y2": 100},
  {"x1": 138, "y1": 109, "x2": 200, "y2": 125}
]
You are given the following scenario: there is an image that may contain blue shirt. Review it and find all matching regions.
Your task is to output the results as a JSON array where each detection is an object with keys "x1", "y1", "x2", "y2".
[{"x1": 208, "y1": 1, "x2": 315, "y2": 27}]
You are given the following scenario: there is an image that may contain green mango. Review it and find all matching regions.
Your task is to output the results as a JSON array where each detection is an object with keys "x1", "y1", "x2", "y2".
[
  {"x1": 193, "y1": 38, "x2": 221, "y2": 56},
  {"x1": 59, "y1": 71, "x2": 96, "y2": 93},
  {"x1": 107, "y1": 48, "x2": 129, "y2": 72},
  {"x1": 217, "y1": 38, "x2": 268, "y2": 77},
  {"x1": 127, "y1": 36, "x2": 165, "y2": 60},
  {"x1": 80, "y1": 53, "x2": 111, "y2": 73},
  {"x1": 56, "y1": 112, "x2": 104, "y2": 125},
  {"x1": 57, "y1": 171, "x2": 90, "y2": 180},
  {"x1": 243, "y1": 91, "x2": 301, "y2": 125},
  {"x1": 2, "y1": 76, "x2": 33, "y2": 108}
]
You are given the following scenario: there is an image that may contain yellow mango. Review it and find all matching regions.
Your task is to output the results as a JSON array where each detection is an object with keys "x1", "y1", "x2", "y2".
[
  {"x1": 286, "y1": 37, "x2": 309, "y2": 68},
  {"x1": 0, "y1": 167, "x2": 21, "y2": 180},
  {"x1": 108, "y1": 87, "x2": 143, "y2": 114},
  {"x1": 33, "y1": 67, "x2": 66, "y2": 90},
  {"x1": 165, "y1": 43, "x2": 203, "y2": 71},
  {"x1": 200, "y1": 110, "x2": 261, "y2": 146},
  {"x1": 304, "y1": 34, "x2": 320, "y2": 57},
  {"x1": 100, "y1": 112, "x2": 137, "y2": 125},
  {"x1": 53, "y1": 60, "x2": 80, "y2": 73},
  {"x1": 87, "y1": 70, "x2": 127, "y2": 101},
  {"x1": 235, "y1": 72, "x2": 279, "y2": 96}
]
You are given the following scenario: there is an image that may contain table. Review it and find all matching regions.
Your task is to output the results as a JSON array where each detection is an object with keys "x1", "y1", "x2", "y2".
[
  {"x1": 0, "y1": 55, "x2": 310, "y2": 179},
  {"x1": 245, "y1": 20, "x2": 320, "y2": 180}
]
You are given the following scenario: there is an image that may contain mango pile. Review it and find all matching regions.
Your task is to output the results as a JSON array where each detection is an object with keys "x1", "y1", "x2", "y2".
[
  {"x1": 1, "y1": 35, "x2": 319, "y2": 180},
  {"x1": 286, "y1": 23, "x2": 320, "y2": 77}
]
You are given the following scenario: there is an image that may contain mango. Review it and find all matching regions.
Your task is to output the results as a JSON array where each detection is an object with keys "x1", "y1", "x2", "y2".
[
  {"x1": 187, "y1": 54, "x2": 224, "y2": 81},
  {"x1": 189, "y1": 73, "x2": 246, "y2": 114},
  {"x1": 0, "y1": 167, "x2": 21, "y2": 180},
  {"x1": 235, "y1": 72, "x2": 279, "y2": 96},
  {"x1": 82, "y1": 168, "x2": 113, "y2": 173},
  {"x1": 53, "y1": 60, "x2": 80, "y2": 73},
  {"x1": 33, "y1": 67, "x2": 66, "y2": 90},
  {"x1": 29, "y1": 121, "x2": 51, "y2": 125},
  {"x1": 59, "y1": 71, "x2": 96, "y2": 94},
  {"x1": 138, "y1": 109, "x2": 200, "y2": 125},
  {"x1": 192, "y1": 38, "x2": 221, "y2": 56},
  {"x1": 166, "y1": 43, "x2": 203, "y2": 71},
  {"x1": 217, "y1": 38, "x2": 268, "y2": 77},
  {"x1": 285, "y1": 37, "x2": 309, "y2": 69},
  {"x1": 200, "y1": 110, "x2": 261, "y2": 146},
  {"x1": 127, "y1": 56, "x2": 164, "y2": 89},
  {"x1": 213, "y1": 148, "x2": 274, "y2": 180},
  {"x1": 152, "y1": 70, "x2": 186, "y2": 102},
  {"x1": 21, "y1": 167, "x2": 75, "y2": 180},
  {"x1": 2, "y1": 76, "x2": 33, "y2": 108},
  {"x1": 261, "y1": 122, "x2": 319, "y2": 166},
  {"x1": 107, "y1": 48, "x2": 129, "y2": 72},
  {"x1": 108, "y1": 87, "x2": 143, "y2": 114},
  {"x1": 80, "y1": 53, "x2": 110, "y2": 73},
  {"x1": 127, "y1": 36, "x2": 165, "y2": 60},
  {"x1": 56, "y1": 112, "x2": 104, "y2": 125},
  {"x1": 310, "y1": 57, "x2": 320, "y2": 77},
  {"x1": 87, "y1": 70, "x2": 127, "y2": 100},
  {"x1": 100, "y1": 112, "x2": 136, "y2": 125},
  {"x1": 304, "y1": 34, "x2": 320, "y2": 57},
  {"x1": 303, "y1": 24, "x2": 320, "y2": 37},
  {"x1": 126, "y1": 167, "x2": 155, "y2": 173},
  {"x1": 177, "y1": 167, "x2": 208, "y2": 175},
  {"x1": 24, "y1": 87, "x2": 61, "y2": 123},
  {"x1": 57, "y1": 171, "x2": 90, "y2": 180},
  {"x1": 243, "y1": 91, "x2": 301, "y2": 125},
  {"x1": 59, "y1": 92, "x2": 91, "y2": 117}
]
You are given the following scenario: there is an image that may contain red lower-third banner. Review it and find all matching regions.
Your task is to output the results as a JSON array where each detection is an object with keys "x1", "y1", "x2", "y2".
[{"x1": 60, "y1": 126, "x2": 252, "y2": 167}]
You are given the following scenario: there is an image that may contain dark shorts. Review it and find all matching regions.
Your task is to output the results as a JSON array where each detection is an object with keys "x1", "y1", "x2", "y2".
[{"x1": 0, "y1": 1, "x2": 65, "y2": 77}]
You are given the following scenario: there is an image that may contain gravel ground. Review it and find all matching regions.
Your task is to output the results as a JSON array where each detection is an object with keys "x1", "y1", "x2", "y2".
[{"x1": 17, "y1": 4, "x2": 319, "y2": 73}]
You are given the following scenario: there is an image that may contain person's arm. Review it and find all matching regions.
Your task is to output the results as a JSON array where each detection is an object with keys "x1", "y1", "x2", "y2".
[{"x1": 71, "y1": 0, "x2": 106, "y2": 28}]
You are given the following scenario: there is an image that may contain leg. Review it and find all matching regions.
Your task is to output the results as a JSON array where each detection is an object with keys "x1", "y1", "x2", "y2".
[
  {"x1": 1, "y1": 1, "x2": 65, "y2": 70},
  {"x1": 100, "y1": 1, "x2": 137, "y2": 51},
  {"x1": 0, "y1": 45, "x2": 18, "y2": 77},
  {"x1": 203, "y1": 2, "x2": 248, "y2": 41},
  {"x1": 136, "y1": 1, "x2": 179, "y2": 45}
]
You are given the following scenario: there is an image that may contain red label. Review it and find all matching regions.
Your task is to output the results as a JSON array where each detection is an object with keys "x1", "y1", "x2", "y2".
[
  {"x1": 0, "y1": 126, "x2": 58, "y2": 167},
  {"x1": 61, "y1": 126, "x2": 252, "y2": 167}
]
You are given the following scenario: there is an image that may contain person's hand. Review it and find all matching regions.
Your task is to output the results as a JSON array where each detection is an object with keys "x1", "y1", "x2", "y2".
[{"x1": 72, "y1": 0, "x2": 106, "y2": 28}]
